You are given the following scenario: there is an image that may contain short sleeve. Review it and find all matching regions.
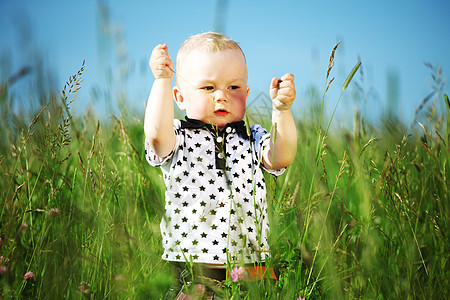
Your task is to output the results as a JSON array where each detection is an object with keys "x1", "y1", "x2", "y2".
[
  {"x1": 251, "y1": 124, "x2": 285, "y2": 176},
  {"x1": 145, "y1": 119, "x2": 182, "y2": 167}
]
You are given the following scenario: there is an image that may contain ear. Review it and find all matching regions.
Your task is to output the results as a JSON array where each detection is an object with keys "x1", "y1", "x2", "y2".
[
  {"x1": 246, "y1": 86, "x2": 250, "y2": 99},
  {"x1": 173, "y1": 86, "x2": 186, "y2": 111}
]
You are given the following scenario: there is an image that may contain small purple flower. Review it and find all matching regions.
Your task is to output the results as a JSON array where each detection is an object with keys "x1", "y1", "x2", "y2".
[
  {"x1": 20, "y1": 222, "x2": 28, "y2": 233},
  {"x1": 230, "y1": 266, "x2": 248, "y2": 282},
  {"x1": 78, "y1": 281, "x2": 92, "y2": 296},
  {"x1": 47, "y1": 208, "x2": 59, "y2": 216},
  {"x1": 24, "y1": 271, "x2": 35, "y2": 280}
]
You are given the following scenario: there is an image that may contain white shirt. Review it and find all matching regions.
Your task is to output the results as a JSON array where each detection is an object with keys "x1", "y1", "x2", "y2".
[{"x1": 145, "y1": 118, "x2": 284, "y2": 264}]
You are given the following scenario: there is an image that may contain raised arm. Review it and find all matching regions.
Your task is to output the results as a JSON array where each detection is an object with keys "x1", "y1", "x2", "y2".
[
  {"x1": 263, "y1": 73, "x2": 298, "y2": 170},
  {"x1": 144, "y1": 44, "x2": 176, "y2": 158}
]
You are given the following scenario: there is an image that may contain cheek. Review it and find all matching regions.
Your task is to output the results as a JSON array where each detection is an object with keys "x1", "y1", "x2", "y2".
[
  {"x1": 235, "y1": 93, "x2": 248, "y2": 110},
  {"x1": 189, "y1": 95, "x2": 213, "y2": 115}
]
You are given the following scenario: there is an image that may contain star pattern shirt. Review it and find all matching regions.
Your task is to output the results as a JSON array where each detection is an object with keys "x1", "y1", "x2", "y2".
[{"x1": 145, "y1": 117, "x2": 285, "y2": 264}]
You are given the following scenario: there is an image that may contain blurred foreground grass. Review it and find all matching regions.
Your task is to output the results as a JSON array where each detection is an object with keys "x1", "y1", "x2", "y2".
[{"x1": 0, "y1": 57, "x2": 448, "y2": 299}]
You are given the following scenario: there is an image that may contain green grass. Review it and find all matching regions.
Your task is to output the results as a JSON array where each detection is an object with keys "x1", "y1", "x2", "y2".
[{"x1": 0, "y1": 52, "x2": 449, "y2": 299}]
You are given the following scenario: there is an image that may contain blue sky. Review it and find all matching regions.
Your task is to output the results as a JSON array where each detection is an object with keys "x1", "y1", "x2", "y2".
[{"x1": 1, "y1": 0, "x2": 449, "y2": 126}]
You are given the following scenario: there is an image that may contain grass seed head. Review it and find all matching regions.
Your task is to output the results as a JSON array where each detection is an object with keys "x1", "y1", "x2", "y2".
[{"x1": 327, "y1": 41, "x2": 340, "y2": 79}]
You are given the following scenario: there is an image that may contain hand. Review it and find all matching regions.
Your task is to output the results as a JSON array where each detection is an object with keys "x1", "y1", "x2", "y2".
[
  {"x1": 269, "y1": 73, "x2": 296, "y2": 111},
  {"x1": 149, "y1": 44, "x2": 174, "y2": 79}
]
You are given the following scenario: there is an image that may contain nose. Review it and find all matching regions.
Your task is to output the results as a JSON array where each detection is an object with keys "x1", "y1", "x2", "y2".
[{"x1": 213, "y1": 89, "x2": 227, "y2": 103}]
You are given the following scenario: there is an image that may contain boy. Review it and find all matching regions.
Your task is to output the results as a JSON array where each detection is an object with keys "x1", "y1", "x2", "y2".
[{"x1": 144, "y1": 32, "x2": 297, "y2": 288}]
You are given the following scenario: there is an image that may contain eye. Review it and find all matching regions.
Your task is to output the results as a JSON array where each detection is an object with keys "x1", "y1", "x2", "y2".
[
  {"x1": 228, "y1": 85, "x2": 240, "y2": 90},
  {"x1": 202, "y1": 86, "x2": 214, "y2": 91}
]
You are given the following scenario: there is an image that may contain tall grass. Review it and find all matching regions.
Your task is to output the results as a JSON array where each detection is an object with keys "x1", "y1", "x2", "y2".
[{"x1": 1, "y1": 46, "x2": 449, "y2": 299}]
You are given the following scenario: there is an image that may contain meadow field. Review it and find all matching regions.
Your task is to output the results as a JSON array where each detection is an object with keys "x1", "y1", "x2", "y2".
[{"x1": 0, "y1": 46, "x2": 449, "y2": 299}]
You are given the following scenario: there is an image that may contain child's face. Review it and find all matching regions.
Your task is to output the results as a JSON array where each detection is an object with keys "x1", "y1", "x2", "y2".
[{"x1": 174, "y1": 48, "x2": 250, "y2": 130}]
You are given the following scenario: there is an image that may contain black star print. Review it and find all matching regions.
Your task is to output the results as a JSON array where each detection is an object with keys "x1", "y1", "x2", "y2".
[
  {"x1": 174, "y1": 224, "x2": 180, "y2": 230},
  {"x1": 232, "y1": 145, "x2": 238, "y2": 151},
  {"x1": 198, "y1": 171, "x2": 204, "y2": 177},
  {"x1": 233, "y1": 173, "x2": 239, "y2": 178},
  {"x1": 193, "y1": 254, "x2": 199, "y2": 260},
  {"x1": 200, "y1": 186, "x2": 206, "y2": 191},
  {"x1": 188, "y1": 147, "x2": 194, "y2": 153},
  {"x1": 218, "y1": 187, "x2": 224, "y2": 193},
  {"x1": 221, "y1": 232, "x2": 227, "y2": 238},
  {"x1": 174, "y1": 208, "x2": 181, "y2": 214},
  {"x1": 209, "y1": 194, "x2": 216, "y2": 200},
  {"x1": 230, "y1": 225, "x2": 237, "y2": 231},
  {"x1": 246, "y1": 211, "x2": 252, "y2": 217},
  {"x1": 192, "y1": 240, "x2": 198, "y2": 245},
  {"x1": 211, "y1": 224, "x2": 218, "y2": 230},
  {"x1": 182, "y1": 201, "x2": 188, "y2": 207},
  {"x1": 247, "y1": 227, "x2": 253, "y2": 233},
  {"x1": 183, "y1": 171, "x2": 189, "y2": 177},
  {"x1": 206, "y1": 149, "x2": 212, "y2": 155},
  {"x1": 200, "y1": 201, "x2": 206, "y2": 207},
  {"x1": 220, "y1": 217, "x2": 227, "y2": 223},
  {"x1": 202, "y1": 248, "x2": 208, "y2": 253},
  {"x1": 175, "y1": 193, "x2": 181, "y2": 199},
  {"x1": 232, "y1": 158, "x2": 239, "y2": 164},
  {"x1": 175, "y1": 176, "x2": 181, "y2": 182},
  {"x1": 213, "y1": 255, "x2": 219, "y2": 261},
  {"x1": 195, "y1": 143, "x2": 201, "y2": 148},
  {"x1": 183, "y1": 186, "x2": 189, "y2": 192},
  {"x1": 201, "y1": 232, "x2": 207, "y2": 238},
  {"x1": 182, "y1": 232, "x2": 187, "y2": 238},
  {"x1": 212, "y1": 240, "x2": 219, "y2": 245},
  {"x1": 217, "y1": 170, "x2": 224, "y2": 177},
  {"x1": 182, "y1": 217, "x2": 188, "y2": 222}
]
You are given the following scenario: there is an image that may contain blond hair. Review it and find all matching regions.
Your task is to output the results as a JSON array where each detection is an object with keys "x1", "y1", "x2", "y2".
[{"x1": 175, "y1": 32, "x2": 245, "y2": 87}]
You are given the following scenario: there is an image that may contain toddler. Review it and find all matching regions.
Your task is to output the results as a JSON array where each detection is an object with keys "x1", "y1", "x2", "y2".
[{"x1": 144, "y1": 32, "x2": 297, "y2": 286}]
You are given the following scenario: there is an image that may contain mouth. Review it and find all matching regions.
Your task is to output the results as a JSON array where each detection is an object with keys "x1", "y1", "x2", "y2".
[{"x1": 214, "y1": 109, "x2": 229, "y2": 116}]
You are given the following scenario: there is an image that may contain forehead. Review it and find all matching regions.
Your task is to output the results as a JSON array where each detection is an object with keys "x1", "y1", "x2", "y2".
[{"x1": 180, "y1": 48, "x2": 247, "y2": 73}]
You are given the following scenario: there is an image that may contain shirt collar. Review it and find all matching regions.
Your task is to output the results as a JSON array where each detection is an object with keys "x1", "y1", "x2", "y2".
[{"x1": 180, "y1": 117, "x2": 249, "y2": 139}]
